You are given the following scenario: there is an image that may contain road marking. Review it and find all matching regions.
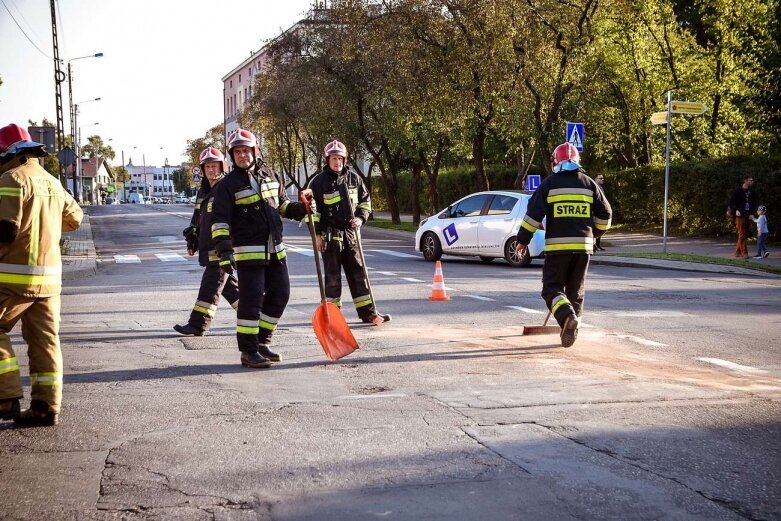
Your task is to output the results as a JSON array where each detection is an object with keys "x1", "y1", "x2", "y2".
[
  {"x1": 284, "y1": 243, "x2": 314, "y2": 257},
  {"x1": 505, "y1": 306, "x2": 545, "y2": 314},
  {"x1": 612, "y1": 334, "x2": 667, "y2": 347},
  {"x1": 607, "y1": 310, "x2": 691, "y2": 318},
  {"x1": 402, "y1": 277, "x2": 424, "y2": 283},
  {"x1": 155, "y1": 253, "x2": 187, "y2": 262},
  {"x1": 377, "y1": 271, "x2": 397, "y2": 276},
  {"x1": 697, "y1": 357, "x2": 768, "y2": 375},
  {"x1": 367, "y1": 249, "x2": 418, "y2": 258},
  {"x1": 465, "y1": 295, "x2": 494, "y2": 301},
  {"x1": 114, "y1": 255, "x2": 141, "y2": 263}
]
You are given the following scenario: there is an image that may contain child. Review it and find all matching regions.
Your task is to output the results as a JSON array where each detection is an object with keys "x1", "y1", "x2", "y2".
[{"x1": 750, "y1": 205, "x2": 769, "y2": 259}]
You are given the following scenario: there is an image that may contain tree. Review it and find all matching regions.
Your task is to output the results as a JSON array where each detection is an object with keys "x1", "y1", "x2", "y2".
[
  {"x1": 184, "y1": 123, "x2": 225, "y2": 188},
  {"x1": 172, "y1": 167, "x2": 190, "y2": 194},
  {"x1": 81, "y1": 135, "x2": 115, "y2": 160}
]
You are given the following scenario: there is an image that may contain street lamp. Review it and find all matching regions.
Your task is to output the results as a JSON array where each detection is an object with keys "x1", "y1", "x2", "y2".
[
  {"x1": 71, "y1": 96, "x2": 101, "y2": 201},
  {"x1": 67, "y1": 52, "x2": 104, "y2": 149}
]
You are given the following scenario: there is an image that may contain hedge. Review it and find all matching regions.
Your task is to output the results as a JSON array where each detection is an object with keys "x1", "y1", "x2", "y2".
[{"x1": 370, "y1": 154, "x2": 779, "y2": 239}]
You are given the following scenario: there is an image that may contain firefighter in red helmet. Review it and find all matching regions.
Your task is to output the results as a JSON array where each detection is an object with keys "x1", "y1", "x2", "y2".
[
  {"x1": 306, "y1": 140, "x2": 390, "y2": 325},
  {"x1": 174, "y1": 147, "x2": 239, "y2": 337},
  {"x1": 210, "y1": 129, "x2": 312, "y2": 368},
  {"x1": 516, "y1": 142, "x2": 612, "y2": 347},
  {"x1": 0, "y1": 123, "x2": 83, "y2": 426}
]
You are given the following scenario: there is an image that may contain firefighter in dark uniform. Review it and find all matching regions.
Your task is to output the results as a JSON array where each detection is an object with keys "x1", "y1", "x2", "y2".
[
  {"x1": 211, "y1": 129, "x2": 310, "y2": 368},
  {"x1": 306, "y1": 140, "x2": 390, "y2": 325},
  {"x1": 174, "y1": 147, "x2": 239, "y2": 336},
  {"x1": 516, "y1": 142, "x2": 612, "y2": 347}
]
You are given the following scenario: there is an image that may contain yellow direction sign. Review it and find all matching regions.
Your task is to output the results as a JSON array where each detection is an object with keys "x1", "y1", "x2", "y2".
[
  {"x1": 670, "y1": 101, "x2": 707, "y2": 115},
  {"x1": 650, "y1": 111, "x2": 668, "y2": 125}
]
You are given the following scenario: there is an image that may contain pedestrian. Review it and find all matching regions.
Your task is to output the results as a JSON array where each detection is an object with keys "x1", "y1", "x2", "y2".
[
  {"x1": 750, "y1": 205, "x2": 770, "y2": 259},
  {"x1": 0, "y1": 123, "x2": 83, "y2": 426},
  {"x1": 593, "y1": 173, "x2": 606, "y2": 251},
  {"x1": 211, "y1": 129, "x2": 311, "y2": 368},
  {"x1": 174, "y1": 147, "x2": 239, "y2": 336},
  {"x1": 515, "y1": 142, "x2": 612, "y2": 348},
  {"x1": 306, "y1": 140, "x2": 390, "y2": 325},
  {"x1": 727, "y1": 175, "x2": 757, "y2": 258}
]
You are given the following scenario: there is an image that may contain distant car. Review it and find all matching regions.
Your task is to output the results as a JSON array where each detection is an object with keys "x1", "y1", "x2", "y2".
[
  {"x1": 415, "y1": 190, "x2": 546, "y2": 267},
  {"x1": 128, "y1": 192, "x2": 144, "y2": 204},
  {"x1": 174, "y1": 195, "x2": 188, "y2": 204},
  {"x1": 104, "y1": 197, "x2": 118, "y2": 205}
]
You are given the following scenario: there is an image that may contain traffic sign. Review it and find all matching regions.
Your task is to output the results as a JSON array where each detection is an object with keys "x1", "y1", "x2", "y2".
[
  {"x1": 192, "y1": 166, "x2": 201, "y2": 183},
  {"x1": 670, "y1": 101, "x2": 707, "y2": 115},
  {"x1": 650, "y1": 111, "x2": 669, "y2": 125},
  {"x1": 525, "y1": 174, "x2": 541, "y2": 191},
  {"x1": 566, "y1": 122, "x2": 584, "y2": 152}
]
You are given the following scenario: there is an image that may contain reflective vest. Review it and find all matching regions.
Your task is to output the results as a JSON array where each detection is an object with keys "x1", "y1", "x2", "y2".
[
  {"x1": 0, "y1": 160, "x2": 83, "y2": 296},
  {"x1": 517, "y1": 167, "x2": 612, "y2": 255}
]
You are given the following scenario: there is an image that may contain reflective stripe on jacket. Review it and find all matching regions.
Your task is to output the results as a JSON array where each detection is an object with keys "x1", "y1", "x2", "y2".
[
  {"x1": 307, "y1": 167, "x2": 371, "y2": 236},
  {"x1": 517, "y1": 167, "x2": 611, "y2": 255},
  {"x1": 0, "y1": 160, "x2": 83, "y2": 296}
]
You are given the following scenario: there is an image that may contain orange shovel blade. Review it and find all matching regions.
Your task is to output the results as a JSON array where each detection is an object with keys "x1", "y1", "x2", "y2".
[{"x1": 312, "y1": 301, "x2": 359, "y2": 361}]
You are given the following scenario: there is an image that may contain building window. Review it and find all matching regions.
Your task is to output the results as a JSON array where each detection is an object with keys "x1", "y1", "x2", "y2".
[
  {"x1": 239, "y1": 74, "x2": 241, "y2": 82},
  {"x1": 230, "y1": 80, "x2": 232, "y2": 88}
]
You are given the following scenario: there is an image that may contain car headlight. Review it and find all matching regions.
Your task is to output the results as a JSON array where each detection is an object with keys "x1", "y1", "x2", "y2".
[{"x1": 419, "y1": 218, "x2": 428, "y2": 227}]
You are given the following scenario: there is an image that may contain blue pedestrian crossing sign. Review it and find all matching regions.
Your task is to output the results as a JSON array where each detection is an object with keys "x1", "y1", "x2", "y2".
[
  {"x1": 525, "y1": 174, "x2": 541, "y2": 191},
  {"x1": 566, "y1": 122, "x2": 584, "y2": 152}
]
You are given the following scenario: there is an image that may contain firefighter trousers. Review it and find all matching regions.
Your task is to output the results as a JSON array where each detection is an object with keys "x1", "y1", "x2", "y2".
[
  {"x1": 541, "y1": 253, "x2": 590, "y2": 328},
  {"x1": 235, "y1": 261, "x2": 290, "y2": 353},
  {"x1": 0, "y1": 292, "x2": 62, "y2": 413},
  {"x1": 187, "y1": 266, "x2": 239, "y2": 332},
  {"x1": 323, "y1": 240, "x2": 375, "y2": 319}
]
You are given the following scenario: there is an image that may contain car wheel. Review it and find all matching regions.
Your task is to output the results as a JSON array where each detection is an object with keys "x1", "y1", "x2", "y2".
[
  {"x1": 421, "y1": 232, "x2": 443, "y2": 262},
  {"x1": 479, "y1": 256, "x2": 494, "y2": 263},
  {"x1": 504, "y1": 238, "x2": 532, "y2": 267}
]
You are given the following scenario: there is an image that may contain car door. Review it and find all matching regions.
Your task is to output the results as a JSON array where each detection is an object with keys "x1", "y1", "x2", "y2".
[
  {"x1": 440, "y1": 194, "x2": 490, "y2": 254},
  {"x1": 477, "y1": 194, "x2": 520, "y2": 255}
]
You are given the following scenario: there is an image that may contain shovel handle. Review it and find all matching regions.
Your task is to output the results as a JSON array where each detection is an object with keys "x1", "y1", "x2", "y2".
[
  {"x1": 542, "y1": 310, "x2": 551, "y2": 327},
  {"x1": 304, "y1": 202, "x2": 327, "y2": 301}
]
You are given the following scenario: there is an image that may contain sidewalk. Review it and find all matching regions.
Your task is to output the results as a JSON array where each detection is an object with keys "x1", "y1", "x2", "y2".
[
  {"x1": 61, "y1": 213, "x2": 97, "y2": 281},
  {"x1": 372, "y1": 211, "x2": 780, "y2": 278}
]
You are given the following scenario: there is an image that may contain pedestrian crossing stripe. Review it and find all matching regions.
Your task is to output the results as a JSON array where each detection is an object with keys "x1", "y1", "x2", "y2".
[
  {"x1": 114, "y1": 255, "x2": 141, "y2": 263},
  {"x1": 107, "y1": 248, "x2": 424, "y2": 263},
  {"x1": 155, "y1": 253, "x2": 187, "y2": 262}
]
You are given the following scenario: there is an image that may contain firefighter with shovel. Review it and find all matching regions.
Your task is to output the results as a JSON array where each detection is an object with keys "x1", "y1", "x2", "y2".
[{"x1": 306, "y1": 140, "x2": 390, "y2": 326}]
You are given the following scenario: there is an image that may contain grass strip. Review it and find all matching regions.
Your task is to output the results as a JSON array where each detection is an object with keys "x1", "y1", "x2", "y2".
[
  {"x1": 365, "y1": 219, "x2": 418, "y2": 233},
  {"x1": 607, "y1": 252, "x2": 781, "y2": 275}
]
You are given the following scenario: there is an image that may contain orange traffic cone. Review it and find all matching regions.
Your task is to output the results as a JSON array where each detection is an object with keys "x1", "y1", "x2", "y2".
[{"x1": 428, "y1": 260, "x2": 450, "y2": 301}]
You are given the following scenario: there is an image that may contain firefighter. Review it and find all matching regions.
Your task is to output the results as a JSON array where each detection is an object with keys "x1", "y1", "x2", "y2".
[
  {"x1": 306, "y1": 140, "x2": 390, "y2": 325},
  {"x1": 211, "y1": 129, "x2": 310, "y2": 368},
  {"x1": 0, "y1": 123, "x2": 83, "y2": 426},
  {"x1": 174, "y1": 147, "x2": 239, "y2": 336},
  {"x1": 515, "y1": 142, "x2": 611, "y2": 348}
]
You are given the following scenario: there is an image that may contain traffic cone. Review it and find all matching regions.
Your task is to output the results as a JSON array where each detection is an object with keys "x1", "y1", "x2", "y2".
[{"x1": 428, "y1": 260, "x2": 450, "y2": 301}]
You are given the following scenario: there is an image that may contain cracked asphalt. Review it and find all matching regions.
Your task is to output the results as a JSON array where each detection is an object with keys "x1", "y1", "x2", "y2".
[{"x1": 1, "y1": 204, "x2": 779, "y2": 521}]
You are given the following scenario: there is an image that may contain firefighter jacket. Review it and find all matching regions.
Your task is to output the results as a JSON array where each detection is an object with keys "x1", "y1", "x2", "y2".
[
  {"x1": 307, "y1": 167, "x2": 371, "y2": 244},
  {"x1": 210, "y1": 164, "x2": 307, "y2": 265},
  {"x1": 516, "y1": 167, "x2": 612, "y2": 255},
  {"x1": 0, "y1": 158, "x2": 83, "y2": 297}
]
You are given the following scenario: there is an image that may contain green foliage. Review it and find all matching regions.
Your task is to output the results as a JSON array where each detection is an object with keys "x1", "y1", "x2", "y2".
[
  {"x1": 607, "y1": 154, "x2": 781, "y2": 238},
  {"x1": 81, "y1": 135, "x2": 115, "y2": 161},
  {"x1": 172, "y1": 167, "x2": 190, "y2": 194}
]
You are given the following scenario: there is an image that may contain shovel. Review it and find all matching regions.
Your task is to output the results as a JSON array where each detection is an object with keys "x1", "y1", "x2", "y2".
[
  {"x1": 354, "y1": 226, "x2": 390, "y2": 324},
  {"x1": 522, "y1": 310, "x2": 562, "y2": 335},
  {"x1": 303, "y1": 199, "x2": 359, "y2": 360}
]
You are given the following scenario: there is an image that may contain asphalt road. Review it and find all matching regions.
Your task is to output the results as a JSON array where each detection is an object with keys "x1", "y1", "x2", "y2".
[{"x1": 1, "y1": 203, "x2": 779, "y2": 521}]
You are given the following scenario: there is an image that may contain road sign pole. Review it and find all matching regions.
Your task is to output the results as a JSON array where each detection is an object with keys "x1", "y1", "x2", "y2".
[{"x1": 663, "y1": 90, "x2": 672, "y2": 254}]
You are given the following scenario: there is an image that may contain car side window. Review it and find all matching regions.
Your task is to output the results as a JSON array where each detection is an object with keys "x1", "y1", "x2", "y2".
[
  {"x1": 486, "y1": 195, "x2": 518, "y2": 215},
  {"x1": 452, "y1": 194, "x2": 489, "y2": 218}
]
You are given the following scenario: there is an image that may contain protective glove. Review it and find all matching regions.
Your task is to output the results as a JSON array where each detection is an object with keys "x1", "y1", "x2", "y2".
[
  {"x1": 182, "y1": 226, "x2": 198, "y2": 239},
  {"x1": 219, "y1": 251, "x2": 236, "y2": 275},
  {"x1": 186, "y1": 235, "x2": 198, "y2": 256},
  {"x1": 299, "y1": 189, "x2": 314, "y2": 211},
  {"x1": 350, "y1": 217, "x2": 363, "y2": 229}
]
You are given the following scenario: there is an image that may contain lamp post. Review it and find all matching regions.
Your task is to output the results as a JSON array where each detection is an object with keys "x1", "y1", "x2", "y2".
[
  {"x1": 67, "y1": 52, "x2": 103, "y2": 154},
  {"x1": 133, "y1": 146, "x2": 149, "y2": 199},
  {"x1": 71, "y1": 97, "x2": 101, "y2": 200},
  {"x1": 78, "y1": 122, "x2": 100, "y2": 203}
]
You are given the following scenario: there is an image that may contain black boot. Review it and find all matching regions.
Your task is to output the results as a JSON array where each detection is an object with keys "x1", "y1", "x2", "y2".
[
  {"x1": 240, "y1": 351, "x2": 272, "y2": 369},
  {"x1": 361, "y1": 313, "x2": 392, "y2": 325},
  {"x1": 174, "y1": 323, "x2": 206, "y2": 336},
  {"x1": 14, "y1": 400, "x2": 58, "y2": 427},
  {"x1": 0, "y1": 398, "x2": 20, "y2": 421},
  {"x1": 560, "y1": 314, "x2": 579, "y2": 348},
  {"x1": 258, "y1": 343, "x2": 281, "y2": 362}
]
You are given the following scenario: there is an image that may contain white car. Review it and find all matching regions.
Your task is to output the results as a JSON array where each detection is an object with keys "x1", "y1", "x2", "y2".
[{"x1": 415, "y1": 190, "x2": 546, "y2": 267}]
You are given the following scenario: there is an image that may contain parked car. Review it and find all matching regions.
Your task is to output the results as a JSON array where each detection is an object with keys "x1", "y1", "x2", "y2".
[
  {"x1": 104, "y1": 197, "x2": 119, "y2": 205},
  {"x1": 174, "y1": 195, "x2": 188, "y2": 204},
  {"x1": 127, "y1": 192, "x2": 145, "y2": 204},
  {"x1": 414, "y1": 190, "x2": 546, "y2": 267}
]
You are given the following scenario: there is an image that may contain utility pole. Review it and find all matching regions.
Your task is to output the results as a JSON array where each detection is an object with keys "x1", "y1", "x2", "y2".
[{"x1": 50, "y1": 0, "x2": 66, "y2": 185}]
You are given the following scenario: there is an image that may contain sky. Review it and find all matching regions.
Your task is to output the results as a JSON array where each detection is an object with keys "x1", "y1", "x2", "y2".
[{"x1": 0, "y1": 0, "x2": 314, "y2": 168}]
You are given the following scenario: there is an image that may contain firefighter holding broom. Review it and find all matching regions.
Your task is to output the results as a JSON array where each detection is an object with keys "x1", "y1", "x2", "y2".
[
  {"x1": 515, "y1": 142, "x2": 611, "y2": 348},
  {"x1": 306, "y1": 140, "x2": 390, "y2": 325}
]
